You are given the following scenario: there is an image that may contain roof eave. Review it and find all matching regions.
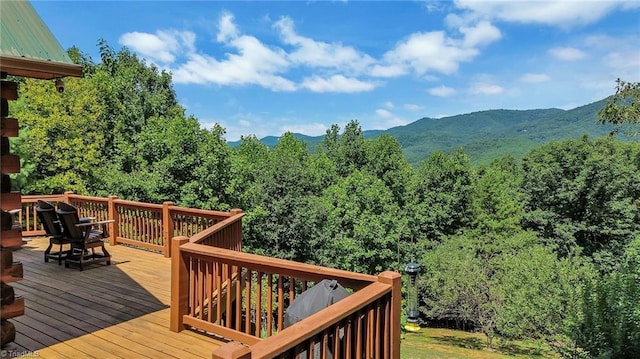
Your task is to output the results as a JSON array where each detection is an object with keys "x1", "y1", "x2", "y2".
[{"x1": 0, "y1": 54, "x2": 82, "y2": 80}]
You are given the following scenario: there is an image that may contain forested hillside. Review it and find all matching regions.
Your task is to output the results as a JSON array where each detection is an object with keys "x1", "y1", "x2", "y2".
[
  {"x1": 232, "y1": 98, "x2": 628, "y2": 165},
  {"x1": 9, "y1": 44, "x2": 640, "y2": 358}
]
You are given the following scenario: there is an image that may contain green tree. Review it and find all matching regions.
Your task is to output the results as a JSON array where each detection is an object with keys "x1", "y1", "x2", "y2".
[
  {"x1": 578, "y1": 237, "x2": 640, "y2": 358},
  {"x1": 319, "y1": 120, "x2": 367, "y2": 178},
  {"x1": 599, "y1": 79, "x2": 639, "y2": 135},
  {"x1": 14, "y1": 76, "x2": 107, "y2": 194},
  {"x1": 319, "y1": 171, "x2": 406, "y2": 274},
  {"x1": 522, "y1": 136, "x2": 640, "y2": 270},
  {"x1": 471, "y1": 156, "x2": 524, "y2": 235},
  {"x1": 364, "y1": 134, "x2": 414, "y2": 207},
  {"x1": 422, "y1": 230, "x2": 589, "y2": 348},
  {"x1": 407, "y1": 149, "x2": 474, "y2": 249}
]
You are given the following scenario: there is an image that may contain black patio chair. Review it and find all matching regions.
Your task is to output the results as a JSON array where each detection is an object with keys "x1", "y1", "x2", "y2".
[
  {"x1": 36, "y1": 200, "x2": 71, "y2": 265},
  {"x1": 56, "y1": 202, "x2": 113, "y2": 271}
]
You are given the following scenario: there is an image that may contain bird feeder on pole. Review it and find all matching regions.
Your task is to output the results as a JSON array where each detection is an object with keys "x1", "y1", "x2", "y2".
[{"x1": 404, "y1": 262, "x2": 421, "y2": 332}]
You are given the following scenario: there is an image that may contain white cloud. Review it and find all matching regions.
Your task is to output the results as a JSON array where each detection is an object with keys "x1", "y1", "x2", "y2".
[
  {"x1": 119, "y1": 30, "x2": 195, "y2": 64},
  {"x1": 300, "y1": 75, "x2": 377, "y2": 93},
  {"x1": 281, "y1": 123, "x2": 327, "y2": 137},
  {"x1": 373, "y1": 109, "x2": 408, "y2": 128},
  {"x1": 376, "y1": 108, "x2": 394, "y2": 119},
  {"x1": 520, "y1": 73, "x2": 551, "y2": 83},
  {"x1": 428, "y1": 85, "x2": 456, "y2": 97},
  {"x1": 170, "y1": 15, "x2": 295, "y2": 91},
  {"x1": 460, "y1": 21, "x2": 502, "y2": 48},
  {"x1": 274, "y1": 16, "x2": 375, "y2": 73},
  {"x1": 549, "y1": 46, "x2": 587, "y2": 61},
  {"x1": 453, "y1": 0, "x2": 640, "y2": 27},
  {"x1": 469, "y1": 82, "x2": 504, "y2": 95},
  {"x1": 404, "y1": 104, "x2": 424, "y2": 111},
  {"x1": 382, "y1": 31, "x2": 478, "y2": 75},
  {"x1": 583, "y1": 34, "x2": 640, "y2": 81},
  {"x1": 384, "y1": 101, "x2": 394, "y2": 109},
  {"x1": 369, "y1": 64, "x2": 408, "y2": 78},
  {"x1": 604, "y1": 50, "x2": 640, "y2": 81},
  {"x1": 217, "y1": 12, "x2": 239, "y2": 42}
]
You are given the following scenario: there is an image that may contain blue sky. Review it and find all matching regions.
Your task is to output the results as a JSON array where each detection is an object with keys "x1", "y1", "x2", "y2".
[{"x1": 33, "y1": 1, "x2": 640, "y2": 141}]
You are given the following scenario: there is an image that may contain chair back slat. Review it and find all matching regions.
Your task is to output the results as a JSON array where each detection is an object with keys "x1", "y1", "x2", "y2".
[
  {"x1": 56, "y1": 202, "x2": 84, "y2": 241},
  {"x1": 36, "y1": 200, "x2": 63, "y2": 237}
]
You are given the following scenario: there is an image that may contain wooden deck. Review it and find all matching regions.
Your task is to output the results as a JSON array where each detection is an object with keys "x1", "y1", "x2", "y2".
[{"x1": 2, "y1": 237, "x2": 226, "y2": 358}]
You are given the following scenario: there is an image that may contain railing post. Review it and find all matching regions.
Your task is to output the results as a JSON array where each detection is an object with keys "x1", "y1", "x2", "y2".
[
  {"x1": 212, "y1": 342, "x2": 251, "y2": 359},
  {"x1": 170, "y1": 236, "x2": 189, "y2": 332},
  {"x1": 378, "y1": 271, "x2": 402, "y2": 359},
  {"x1": 63, "y1": 191, "x2": 73, "y2": 204},
  {"x1": 163, "y1": 201, "x2": 175, "y2": 258},
  {"x1": 108, "y1": 195, "x2": 119, "y2": 246}
]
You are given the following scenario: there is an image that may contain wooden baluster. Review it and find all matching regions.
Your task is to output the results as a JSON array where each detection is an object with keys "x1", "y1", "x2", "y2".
[
  {"x1": 375, "y1": 300, "x2": 382, "y2": 359},
  {"x1": 225, "y1": 263, "x2": 232, "y2": 328},
  {"x1": 245, "y1": 269, "x2": 252, "y2": 335},
  {"x1": 356, "y1": 310, "x2": 363, "y2": 359},
  {"x1": 267, "y1": 273, "x2": 273, "y2": 337},
  {"x1": 216, "y1": 261, "x2": 222, "y2": 324},
  {"x1": 235, "y1": 267, "x2": 243, "y2": 331},
  {"x1": 334, "y1": 322, "x2": 341, "y2": 358},
  {"x1": 256, "y1": 271, "x2": 262, "y2": 337},
  {"x1": 200, "y1": 259, "x2": 206, "y2": 320},
  {"x1": 277, "y1": 275, "x2": 284, "y2": 331},
  {"x1": 189, "y1": 258, "x2": 196, "y2": 316},
  {"x1": 289, "y1": 276, "x2": 295, "y2": 303},
  {"x1": 383, "y1": 297, "x2": 390, "y2": 359},
  {"x1": 346, "y1": 316, "x2": 353, "y2": 359},
  {"x1": 322, "y1": 330, "x2": 329, "y2": 359}
]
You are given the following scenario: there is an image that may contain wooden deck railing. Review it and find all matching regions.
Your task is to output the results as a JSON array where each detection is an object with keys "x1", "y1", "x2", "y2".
[
  {"x1": 19, "y1": 192, "x2": 243, "y2": 257},
  {"x1": 171, "y1": 239, "x2": 402, "y2": 359},
  {"x1": 19, "y1": 192, "x2": 401, "y2": 357}
]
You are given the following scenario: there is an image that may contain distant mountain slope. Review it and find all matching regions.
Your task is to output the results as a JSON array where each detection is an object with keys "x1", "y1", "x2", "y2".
[{"x1": 229, "y1": 99, "x2": 629, "y2": 165}]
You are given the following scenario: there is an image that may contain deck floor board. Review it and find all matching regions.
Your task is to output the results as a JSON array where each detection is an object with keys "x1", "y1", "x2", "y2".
[{"x1": 2, "y1": 237, "x2": 225, "y2": 358}]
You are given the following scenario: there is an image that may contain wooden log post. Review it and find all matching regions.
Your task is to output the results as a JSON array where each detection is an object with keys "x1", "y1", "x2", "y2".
[
  {"x1": 170, "y1": 236, "x2": 189, "y2": 332},
  {"x1": 378, "y1": 271, "x2": 402, "y2": 359},
  {"x1": 107, "y1": 195, "x2": 119, "y2": 246},
  {"x1": 163, "y1": 201, "x2": 175, "y2": 258}
]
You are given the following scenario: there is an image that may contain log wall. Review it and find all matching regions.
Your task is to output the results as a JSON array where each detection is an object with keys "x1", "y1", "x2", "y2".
[{"x1": 1, "y1": 75, "x2": 24, "y2": 346}]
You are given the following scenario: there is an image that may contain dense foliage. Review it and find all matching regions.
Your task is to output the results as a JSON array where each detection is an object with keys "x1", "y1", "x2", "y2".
[{"x1": 9, "y1": 43, "x2": 640, "y2": 357}]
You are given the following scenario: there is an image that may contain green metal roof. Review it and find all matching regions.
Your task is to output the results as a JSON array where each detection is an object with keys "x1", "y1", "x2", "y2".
[{"x1": 0, "y1": 0, "x2": 82, "y2": 79}]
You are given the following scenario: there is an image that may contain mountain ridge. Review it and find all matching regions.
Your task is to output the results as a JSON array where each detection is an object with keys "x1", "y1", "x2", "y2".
[{"x1": 229, "y1": 98, "x2": 629, "y2": 165}]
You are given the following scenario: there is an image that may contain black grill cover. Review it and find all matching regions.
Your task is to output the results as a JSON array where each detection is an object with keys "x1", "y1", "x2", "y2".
[
  {"x1": 283, "y1": 279, "x2": 350, "y2": 359},
  {"x1": 284, "y1": 279, "x2": 350, "y2": 327}
]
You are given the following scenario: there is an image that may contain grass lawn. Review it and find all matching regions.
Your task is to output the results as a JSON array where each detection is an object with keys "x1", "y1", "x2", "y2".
[{"x1": 401, "y1": 328, "x2": 558, "y2": 359}]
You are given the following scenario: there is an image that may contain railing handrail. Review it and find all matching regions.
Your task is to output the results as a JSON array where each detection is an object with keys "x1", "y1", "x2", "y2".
[
  {"x1": 170, "y1": 205, "x2": 234, "y2": 220},
  {"x1": 67, "y1": 194, "x2": 109, "y2": 203},
  {"x1": 112, "y1": 198, "x2": 163, "y2": 210},
  {"x1": 20, "y1": 194, "x2": 65, "y2": 201},
  {"x1": 247, "y1": 281, "x2": 391, "y2": 358},
  {"x1": 189, "y1": 212, "x2": 245, "y2": 244},
  {"x1": 180, "y1": 242, "x2": 378, "y2": 290}
]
